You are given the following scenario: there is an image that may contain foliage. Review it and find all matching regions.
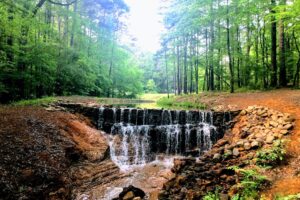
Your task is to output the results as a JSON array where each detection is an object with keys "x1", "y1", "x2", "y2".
[
  {"x1": 145, "y1": 79, "x2": 157, "y2": 93},
  {"x1": 12, "y1": 97, "x2": 56, "y2": 106},
  {"x1": 275, "y1": 193, "x2": 300, "y2": 200},
  {"x1": 156, "y1": 0, "x2": 300, "y2": 95},
  {"x1": 0, "y1": 0, "x2": 143, "y2": 103},
  {"x1": 203, "y1": 192, "x2": 219, "y2": 200},
  {"x1": 256, "y1": 140, "x2": 286, "y2": 167},
  {"x1": 157, "y1": 96, "x2": 206, "y2": 110},
  {"x1": 229, "y1": 166, "x2": 267, "y2": 200},
  {"x1": 203, "y1": 187, "x2": 221, "y2": 200}
]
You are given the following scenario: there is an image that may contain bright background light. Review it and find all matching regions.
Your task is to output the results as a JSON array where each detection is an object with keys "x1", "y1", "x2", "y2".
[{"x1": 123, "y1": 0, "x2": 165, "y2": 53}]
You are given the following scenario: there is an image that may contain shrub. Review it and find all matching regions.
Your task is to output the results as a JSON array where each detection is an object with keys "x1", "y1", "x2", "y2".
[
  {"x1": 229, "y1": 166, "x2": 267, "y2": 200},
  {"x1": 256, "y1": 140, "x2": 286, "y2": 167}
]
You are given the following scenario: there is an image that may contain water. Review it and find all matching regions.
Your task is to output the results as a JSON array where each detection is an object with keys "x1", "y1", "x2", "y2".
[{"x1": 99, "y1": 107, "x2": 220, "y2": 170}]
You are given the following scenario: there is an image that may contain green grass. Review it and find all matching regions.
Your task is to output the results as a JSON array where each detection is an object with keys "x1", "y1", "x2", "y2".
[
  {"x1": 12, "y1": 97, "x2": 57, "y2": 106},
  {"x1": 157, "y1": 96, "x2": 206, "y2": 110},
  {"x1": 275, "y1": 194, "x2": 300, "y2": 200}
]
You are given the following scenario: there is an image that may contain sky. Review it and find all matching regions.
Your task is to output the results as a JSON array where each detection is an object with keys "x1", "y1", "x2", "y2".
[{"x1": 123, "y1": 0, "x2": 165, "y2": 53}]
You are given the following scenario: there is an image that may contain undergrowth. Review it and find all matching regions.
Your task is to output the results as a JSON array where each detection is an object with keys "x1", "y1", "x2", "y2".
[
  {"x1": 275, "y1": 193, "x2": 300, "y2": 200},
  {"x1": 228, "y1": 166, "x2": 267, "y2": 200},
  {"x1": 256, "y1": 140, "x2": 286, "y2": 168},
  {"x1": 12, "y1": 97, "x2": 56, "y2": 106},
  {"x1": 157, "y1": 96, "x2": 206, "y2": 110}
]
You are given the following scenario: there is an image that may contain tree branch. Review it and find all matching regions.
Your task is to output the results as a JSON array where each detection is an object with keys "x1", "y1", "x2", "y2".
[
  {"x1": 33, "y1": 0, "x2": 77, "y2": 16},
  {"x1": 47, "y1": 0, "x2": 77, "y2": 6}
]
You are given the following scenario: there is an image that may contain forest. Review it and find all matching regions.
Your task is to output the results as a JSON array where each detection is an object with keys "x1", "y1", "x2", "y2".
[
  {"x1": 0, "y1": 0, "x2": 143, "y2": 103},
  {"x1": 0, "y1": 0, "x2": 300, "y2": 103},
  {"x1": 152, "y1": 0, "x2": 300, "y2": 94}
]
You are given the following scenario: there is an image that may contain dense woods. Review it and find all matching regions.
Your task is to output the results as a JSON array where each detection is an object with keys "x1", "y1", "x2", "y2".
[
  {"x1": 1, "y1": 0, "x2": 300, "y2": 103},
  {"x1": 155, "y1": 0, "x2": 300, "y2": 94},
  {"x1": 0, "y1": 0, "x2": 143, "y2": 103}
]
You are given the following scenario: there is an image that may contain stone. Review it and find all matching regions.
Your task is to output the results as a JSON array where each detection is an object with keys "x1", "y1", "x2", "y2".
[
  {"x1": 224, "y1": 150, "x2": 233, "y2": 156},
  {"x1": 240, "y1": 110, "x2": 247, "y2": 116},
  {"x1": 213, "y1": 153, "x2": 221, "y2": 160},
  {"x1": 282, "y1": 124, "x2": 293, "y2": 130},
  {"x1": 280, "y1": 129, "x2": 289, "y2": 135},
  {"x1": 251, "y1": 141, "x2": 259, "y2": 148},
  {"x1": 233, "y1": 148, "x2": 240, "y2": 156},
  {"x1": 123, "y1": 191, "x2": 134, "y2": 200},
  {"x1": 118, "y1": 185, "x2": 145, "y2": 200},
  {"x1": 270, "y1": 121, "x2": 279, "y2": 127},
  {"x1": 266, "y1": 135, "x2": 275, "y2": 144},
  {"x1": 244, "y1": 142, "x2": 251, "y2": 150},
  {"x1": 240, "y1": 131, "x2": 250, "y2": 139},
  {"x1": 236, "y1": 140, "x2": 244, "y2": 147},
  {"x1": 219, "y1": 193, "x2": 229, "y2": 200}
]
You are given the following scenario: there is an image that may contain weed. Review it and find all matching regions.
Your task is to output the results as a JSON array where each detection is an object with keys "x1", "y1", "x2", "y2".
[
  {"x1": 275, "y1": 193, "x2": 300, "y2": 200},
  {"x1": 12, "y1": 97, "x2": 56, "y2": 106},
  {"x1": 256, "y1": 140, "x2": 286, "y2": 167},
  {"x1": 228, "y1": 166, "x2": 267, "y2": 200}
]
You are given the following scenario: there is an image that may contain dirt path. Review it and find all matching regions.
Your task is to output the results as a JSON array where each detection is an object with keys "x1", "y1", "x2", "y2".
[{"x1": 202, "y1": 89, "x2": 300, "y2": 198}]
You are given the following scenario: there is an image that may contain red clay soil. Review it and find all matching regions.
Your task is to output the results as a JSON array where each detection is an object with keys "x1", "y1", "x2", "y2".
[
  {"x1": 0, "y1": 106, "x2": 109, "y2": 200},
  {"x1": 201, "y1": 89, "x2": 300, "y2": 199}
]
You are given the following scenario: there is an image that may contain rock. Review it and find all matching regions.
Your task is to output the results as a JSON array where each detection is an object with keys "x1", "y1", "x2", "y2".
[
  {"x1": 236, "y1": 140, "x2": 244, "y2": 147},
  {"x1": 240, "y1": 131, "x2": 250, "y2": 139},
  {"x1": 280, "y1": 129, "x2": 289, "y2": 135},
  {"x1": 251, "y1": 141, "x2": 259, "y2": 148},
  {"x1": 282, "y1": 123, "x2": 293, "y2": 130},
  {"x1": 244, "y1": 142, "x2": 251, "y2": 150},
  {"x1": 118, "y1": 185, "x2": 145, "y2": 200},
  {"x1": 240, "y1": 110, "x2": 247, "y2": 116},
  {"x1": 213, "y1": 153, "x2": 221, "y2": 160},
  {"x1": 270, "y1": 121, "x2": 279, "y2": 127},
  {"x1": 266, "y1": 135, "x2": 275, "y2": 144},
  {"x1": 232, "y1": 148, "x2": 240, "y2": 156},
  {"x1": 224, "y1": 150, "x2": 233, "y2": 156},
  {"x1": 219, "y1": 193, "x2": 229, "y2": 200},
  {"x1": 123, "y1": 191, "x2": 134, "y2": 200}
]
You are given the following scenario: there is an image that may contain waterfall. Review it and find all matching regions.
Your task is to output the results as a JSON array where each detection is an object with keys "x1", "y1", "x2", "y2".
[
  {"x1": 98, "y1": 107, "x2": 224, "y2": 168},
  {"x1": 98, "y1": 107, "x2": 105, "y2": 129}
]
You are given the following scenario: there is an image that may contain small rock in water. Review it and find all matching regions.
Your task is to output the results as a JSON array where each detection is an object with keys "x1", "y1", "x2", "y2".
[
  {"x1": 123, "y1": 191, "x2": 134, "y2": 200},
  {"x1": 116, "y1": 185, "x2": 145, "y2": 200}
]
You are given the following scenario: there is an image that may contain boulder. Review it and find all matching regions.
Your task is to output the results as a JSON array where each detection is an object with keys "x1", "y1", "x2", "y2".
[{"x1": 117, "y1": 185, "x2": 145, "y2": 200}]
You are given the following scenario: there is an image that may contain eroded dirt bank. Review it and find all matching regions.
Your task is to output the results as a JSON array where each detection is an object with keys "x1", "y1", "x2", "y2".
[{"x1": 0, "y1": 106, "x2": 125, "y2": 200}]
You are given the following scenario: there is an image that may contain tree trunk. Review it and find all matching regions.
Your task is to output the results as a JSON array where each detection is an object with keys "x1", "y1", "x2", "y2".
[
  {"x1": 183, "y1": 37, "x2": 188, "y2": 94},
  {"x1": 226, "y1": 0, "x2": 234, "y2": 93},
  {"x1": 279, "y1": 0, "x2": 287, "y2": 87},
  {"x1": 176, "y1": 43, "x2": 181, "y2": 95},
  {"x1": 270, "y1": 0, "x2": 277, "y2": 87}
]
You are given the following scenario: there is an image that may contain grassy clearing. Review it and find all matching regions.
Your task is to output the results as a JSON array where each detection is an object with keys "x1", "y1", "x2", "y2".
[
  {"x1": 12, "y1": 97, "x2": 57, "y2": 106},
  {"x1": 157, "y1": 95, "x2": 206, "y2": 110}
]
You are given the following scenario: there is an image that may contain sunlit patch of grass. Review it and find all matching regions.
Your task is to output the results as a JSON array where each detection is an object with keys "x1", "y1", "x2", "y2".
[
  {"x1": 138, "y1": 93, "x2": 171, "y2": 101},
  {"x1": 157, "y1": 96, "x2": 206, "y2": 110},
  {"x1": 12, "y1": 97, "x2": 56, "y2": 106}
]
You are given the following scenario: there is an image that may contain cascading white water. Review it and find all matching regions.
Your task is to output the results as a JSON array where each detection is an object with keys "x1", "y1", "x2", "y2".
[
  {"x1": 109, "y1": 124, "x2": 151, "y2": 168},
  {"x1": 101, "y1": 108, "x2": 218, "y2": 169}
]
